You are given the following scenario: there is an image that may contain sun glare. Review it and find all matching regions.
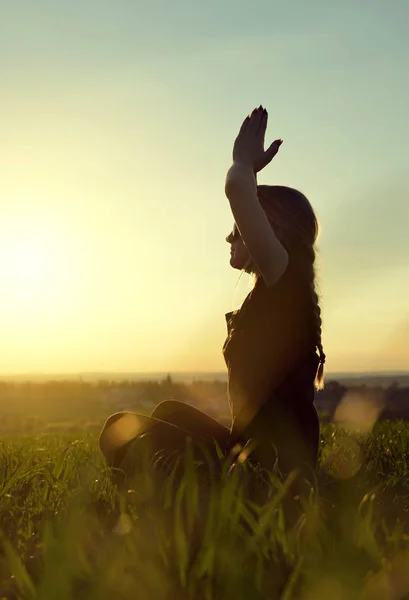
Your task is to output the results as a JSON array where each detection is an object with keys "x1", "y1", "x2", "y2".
[
  {"x1": 0, "y1": 215, "x2": 66, "y2": 316},
  {"x1": 4, "y1": 240, "x2": 56, "y2": 288}
]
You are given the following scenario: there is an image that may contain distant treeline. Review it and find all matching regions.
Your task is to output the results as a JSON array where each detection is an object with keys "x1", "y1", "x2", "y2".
[
  {"x1": 0, "y1": 375, "x2": 408, "y2": 434},
  {"x1": 0, "y1": 375, "x2": 227, "y2": 433}
]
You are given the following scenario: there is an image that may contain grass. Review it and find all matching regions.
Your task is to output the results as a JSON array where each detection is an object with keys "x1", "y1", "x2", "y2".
[{"x1": 2, "y1": 422, "x2": 409, "y2": 599}]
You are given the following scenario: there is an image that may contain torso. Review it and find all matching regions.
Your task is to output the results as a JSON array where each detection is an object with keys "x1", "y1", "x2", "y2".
[{"x1": 222, "y1": 261, "x2": 319, "y2": 435}]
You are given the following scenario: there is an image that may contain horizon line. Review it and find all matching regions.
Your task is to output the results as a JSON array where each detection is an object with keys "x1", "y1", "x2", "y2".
[{"x1": 0, "y1": 369, "x2": 408, "y2": 379}]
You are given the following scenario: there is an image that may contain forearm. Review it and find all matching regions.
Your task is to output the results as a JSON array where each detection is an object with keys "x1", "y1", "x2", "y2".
[
  {"x1": 225, "y1": 162, "x2": 284, "y2": 260},
  {"x1": 225, "y1": 162, "x2": 257, "y2": 196},
  {"x1": 224, "y1": 163, "x2": 263, "y2": 235}
]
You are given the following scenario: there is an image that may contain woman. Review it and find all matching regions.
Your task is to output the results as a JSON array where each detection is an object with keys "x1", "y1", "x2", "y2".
[{"x1": 99, "y1": 105, "x2": 325, "y2": 482}]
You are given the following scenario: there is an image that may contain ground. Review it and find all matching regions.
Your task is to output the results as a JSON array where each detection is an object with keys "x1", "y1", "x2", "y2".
[{"x1": 1, "y1": 422, "x2": 409, "y2": 599}]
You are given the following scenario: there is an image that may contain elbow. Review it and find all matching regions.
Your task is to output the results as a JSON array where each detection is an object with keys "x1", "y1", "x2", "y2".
[
  {"x1": 225, "y1": 178, "x2": 241, "y2": 202},
  {"x1": 259, "y1": 247, "x2": 289, "y2": 288},
  {"x1": 225, "y1": 166, "x2": 256, "y2": 202}
]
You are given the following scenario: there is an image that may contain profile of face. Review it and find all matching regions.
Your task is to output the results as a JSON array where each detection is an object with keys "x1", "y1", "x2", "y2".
[{"x1": 225, "y1": 224, "x2": 252, "y2": 272}]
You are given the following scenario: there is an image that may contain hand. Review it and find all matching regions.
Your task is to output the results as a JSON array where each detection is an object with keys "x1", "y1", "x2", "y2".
[{"x1": 232, "y1": 105, "x2": 283, "y2": 174}]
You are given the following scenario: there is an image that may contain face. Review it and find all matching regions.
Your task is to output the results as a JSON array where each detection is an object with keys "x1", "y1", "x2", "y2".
[{"x1": 225, "y1": 223, "x2": 252, "y2": 271}]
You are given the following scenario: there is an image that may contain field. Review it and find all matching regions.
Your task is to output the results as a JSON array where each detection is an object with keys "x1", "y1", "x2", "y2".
[{"x1": 2, "y1": 421, "x2": 409, "y2": 599}]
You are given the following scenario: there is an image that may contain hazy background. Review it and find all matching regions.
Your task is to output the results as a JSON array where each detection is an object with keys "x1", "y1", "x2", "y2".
[{"x1": 1, "y1": 0, "x2": 408, "y2": 376}]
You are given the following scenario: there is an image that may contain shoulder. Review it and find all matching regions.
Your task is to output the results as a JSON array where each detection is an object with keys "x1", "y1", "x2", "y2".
[{"x1": 254, "y1": 255, "x2": 299, "y2": 300}]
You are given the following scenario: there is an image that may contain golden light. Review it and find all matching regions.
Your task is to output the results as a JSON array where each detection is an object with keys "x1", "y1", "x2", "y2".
[
  {"x1": 333, "y1": 388, "x2": 385, "y2": 433},
  {"x1": 2, "y1": 237, "x2": 57, "y2": 289},
  {"x1": 0, "y1": 213, "x2": 68, "y2": 319}
]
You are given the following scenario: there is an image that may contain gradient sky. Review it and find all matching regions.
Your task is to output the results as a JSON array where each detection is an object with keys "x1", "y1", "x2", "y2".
[{"x1": 1, "y1": 0, "x2": 408, "y2": 375}]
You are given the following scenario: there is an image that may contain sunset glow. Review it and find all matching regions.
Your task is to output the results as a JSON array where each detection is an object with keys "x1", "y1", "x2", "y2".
[{"x1": 1, "y1": 2, "x2": 408, "y2": 376}]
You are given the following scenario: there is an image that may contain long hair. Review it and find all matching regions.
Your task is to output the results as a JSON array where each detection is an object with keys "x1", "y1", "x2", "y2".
[{"x1": 236, "y1": 184, "x2": 326, "y2": 391}]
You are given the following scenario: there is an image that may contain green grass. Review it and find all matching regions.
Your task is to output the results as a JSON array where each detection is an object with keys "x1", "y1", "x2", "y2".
[{"x1": 2, "y1": 422, "x2": 409, "y2": 599}]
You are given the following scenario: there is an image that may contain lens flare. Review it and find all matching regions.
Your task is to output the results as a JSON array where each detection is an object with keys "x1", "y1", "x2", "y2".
[{"x1": 333, "y1": 388, "x2": 385, "y2": 433}]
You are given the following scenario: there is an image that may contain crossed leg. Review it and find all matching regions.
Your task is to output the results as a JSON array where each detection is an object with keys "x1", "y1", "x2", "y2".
[
  {"x1": 99, "y1": 401, "x2": 232, "y2": 475},
  {"x1": 150, "y1": 400, "x2": 231, "y2": 447}
]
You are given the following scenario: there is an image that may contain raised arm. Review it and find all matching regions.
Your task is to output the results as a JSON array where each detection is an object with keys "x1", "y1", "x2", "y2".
[{"x1": 225, "y1": 106, "x2": 288, "y2": 288}]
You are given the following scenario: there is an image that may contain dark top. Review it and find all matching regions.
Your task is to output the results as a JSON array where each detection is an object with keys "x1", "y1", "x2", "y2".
[{"x1": 222, "y1": 258, "x2": 320, "y2": 451}]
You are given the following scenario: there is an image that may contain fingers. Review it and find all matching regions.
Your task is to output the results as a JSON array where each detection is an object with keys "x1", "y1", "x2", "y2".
[
  {"x1": 239, "y1": 105, "x2": 265, "y2": 133},
  {"x1": 265, "y1": 138, "x2": 283, "y2": 161},
  {"x1": 238, "y1": 106, "x2": 274, "y2": 142},
  {"x1": 257, "y1": 108, "x2": 268, "y2": 136},
  {"x1": 238, "y1": 115, "x2": 250, "y2": 135},
  {"x1": 248, "y1": 105, "x2": 266, "y2": 135},
  {"x1": 239, "y1": 105, "x2": 261, "y2": 134}
]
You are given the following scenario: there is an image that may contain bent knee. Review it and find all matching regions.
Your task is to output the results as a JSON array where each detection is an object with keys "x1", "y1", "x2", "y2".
[
  {"x1": 99, "y1": 411, "x2": 138, "y2": 464},
  {"x1": 150, "y1": 400, "x2": 186, "y2": 420}
]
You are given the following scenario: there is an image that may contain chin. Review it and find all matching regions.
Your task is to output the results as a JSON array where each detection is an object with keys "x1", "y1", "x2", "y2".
[{"x1": 230, "y1": 257, "x2": 243, "y2": 271}]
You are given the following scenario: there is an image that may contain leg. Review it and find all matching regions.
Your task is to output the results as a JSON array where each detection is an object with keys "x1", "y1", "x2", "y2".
[
  {"x1": 99, "y1": 410, "x2": 228, "y2": 481},
  {"x1": 240, "y1": 401, "x2": 319, "y2": 476},
  {"x1": 99, "y1": 411, "x2": 200, "y2": 467},
  {"x1": 151, "y1": 400, "x2": 231, "y2": 448}
]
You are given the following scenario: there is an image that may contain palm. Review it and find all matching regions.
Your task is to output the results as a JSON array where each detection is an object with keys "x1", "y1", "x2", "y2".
[{"x1": 233, "y1": 106, "x2": 282, "y2": 174}]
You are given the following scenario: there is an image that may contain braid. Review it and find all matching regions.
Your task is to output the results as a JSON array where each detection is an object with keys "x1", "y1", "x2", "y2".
[
  {"x1": 256, "y1": 183, "x2": 326, "y2": 390},
  {"x1": 296, "y1": 242, "x2": 326, "y2": 391},
  {"x1": 310, "y1": 282, "x2": 326, "y2": 391}
]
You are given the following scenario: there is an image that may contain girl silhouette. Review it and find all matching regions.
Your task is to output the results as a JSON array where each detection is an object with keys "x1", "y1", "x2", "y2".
[{"x1": 99, "y1": 105, "x2": 325, "y2": 484}]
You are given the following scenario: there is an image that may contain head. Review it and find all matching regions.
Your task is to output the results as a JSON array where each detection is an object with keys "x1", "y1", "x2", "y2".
[
  {"x1": 226, "y1": 222, "x2": 252, "y2": 272},
  {"x1": 226, "y1": 185, "x2": 319, "y2": 273},
  {"x1": 225, "y1": 185, "x2": 326, "y2": 390}
]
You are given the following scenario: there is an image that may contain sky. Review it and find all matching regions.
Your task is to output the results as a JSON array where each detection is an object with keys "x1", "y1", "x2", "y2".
[{"x1": 0, "y1": 0, "x2": 408, "y2": 376}]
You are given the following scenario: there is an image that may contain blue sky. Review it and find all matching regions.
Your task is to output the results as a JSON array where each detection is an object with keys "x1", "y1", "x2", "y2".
[{"x1": 0, "y1": 0, "x2": 408, "y2": 374}]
